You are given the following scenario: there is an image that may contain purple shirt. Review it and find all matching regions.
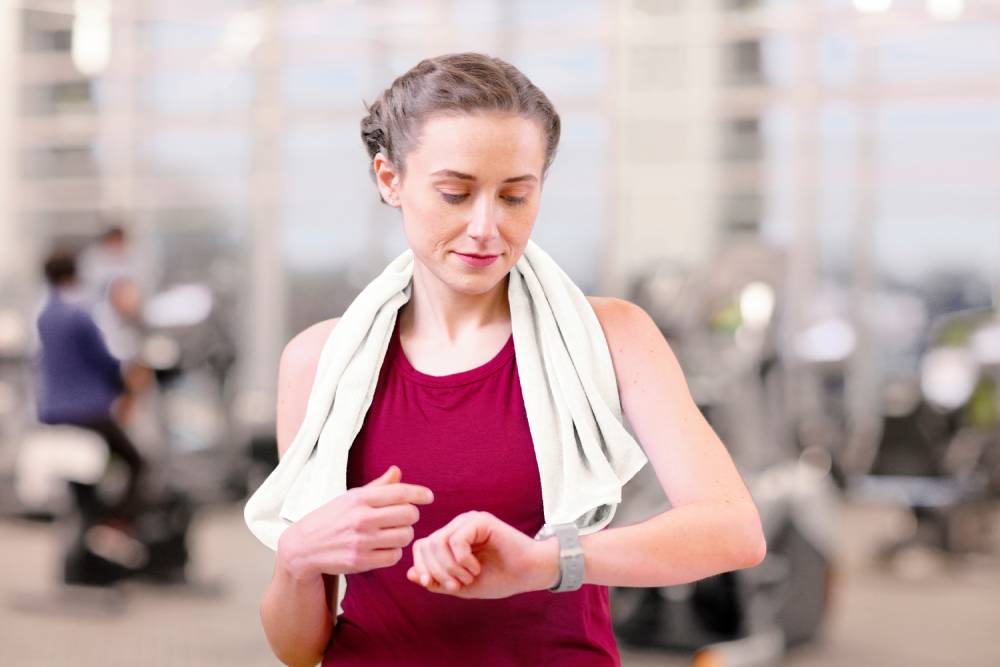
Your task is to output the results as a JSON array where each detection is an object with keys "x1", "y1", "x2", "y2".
[
  {"x1": 35, "y1": 292, "x2": 125, "y2": 424},
  {"x1": 323, "y1": 317, "x2": 621, "y2": 666}
]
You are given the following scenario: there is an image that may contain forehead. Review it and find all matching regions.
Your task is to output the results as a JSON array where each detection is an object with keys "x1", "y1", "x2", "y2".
[{"x1": 408, "y1": 112, "x2": 546, "y2": 178}]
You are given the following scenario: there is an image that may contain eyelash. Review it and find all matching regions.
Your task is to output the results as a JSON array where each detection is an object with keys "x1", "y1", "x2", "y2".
[{"x1": 441, "y1": 193, "x2": 527, "y2": 206}]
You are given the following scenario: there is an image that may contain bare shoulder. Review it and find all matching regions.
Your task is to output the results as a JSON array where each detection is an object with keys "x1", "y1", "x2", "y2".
[
  {"x1": 585, "y1": 294, "x2": 686, "y2": 411},
  {"x1": 283, "y1": 317, "x2": 341, "y2": 363},
  {"x1": 276, "y1": 317, "x2": 341, "y2": 458},
  {"x1": 585, "y1": 295, "x2": 661, "y2": 354}
]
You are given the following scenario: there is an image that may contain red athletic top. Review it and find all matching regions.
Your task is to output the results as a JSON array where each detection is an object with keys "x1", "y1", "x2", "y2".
[{"x1": 323, "y1": 316, "x2": 621, "y2": 666}]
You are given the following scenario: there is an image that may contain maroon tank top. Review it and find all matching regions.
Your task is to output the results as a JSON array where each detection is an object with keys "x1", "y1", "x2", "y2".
[{"x1": 323, "y1": 316, "x2": 621, "y2": 666}]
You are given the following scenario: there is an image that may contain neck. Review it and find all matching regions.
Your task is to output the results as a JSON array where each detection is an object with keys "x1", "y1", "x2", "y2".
[
  {"x1": 51, "y1": 283, "x2": 87, "y2": 306},
  {"x1": 400, "y1": 261, "x2": 511, "y2": 345}
]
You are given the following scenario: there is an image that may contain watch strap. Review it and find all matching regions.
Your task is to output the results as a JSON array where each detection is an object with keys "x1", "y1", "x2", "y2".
[{"x1": 535, "y1": 522, "x2": 584, "y2": 592}]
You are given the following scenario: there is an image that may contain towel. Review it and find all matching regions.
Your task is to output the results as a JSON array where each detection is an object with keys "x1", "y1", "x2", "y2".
[{"x1": 244, "y1": 238, "x2": 649, "y2": 615}]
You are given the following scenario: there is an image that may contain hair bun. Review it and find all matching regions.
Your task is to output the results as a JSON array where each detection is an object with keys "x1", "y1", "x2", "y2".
[{"x1": 361, "y1": 98, "x2": 387, "y2": 159}]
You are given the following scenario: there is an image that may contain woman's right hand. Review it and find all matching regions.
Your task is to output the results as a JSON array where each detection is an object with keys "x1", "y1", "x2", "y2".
[{"x1": 276, "y1": 465, "x2": 434, "y2": 582}]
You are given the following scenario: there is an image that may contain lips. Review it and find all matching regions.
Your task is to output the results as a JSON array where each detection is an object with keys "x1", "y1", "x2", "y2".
[{"x1": 454, "y1": 251, "x2": 500, "y2": 268}]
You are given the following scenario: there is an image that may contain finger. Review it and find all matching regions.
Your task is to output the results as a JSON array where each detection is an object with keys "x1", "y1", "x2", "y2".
[
  {"x1": 360, "y1": 483, "x2": 434, "y2": 508},
  {"x1": 448, "y1": 532, "x2": 482, "y2": 578},
  {"x1": 369, "y1": 525, "x2": 414, "y2": 550},
  {"x1": 426, "y1": 514, "x2": 479, "y2": 584},
  {"x1": 411, "y1": 539, "x2": 433, "y2": 588},
  {"x1": 417, "y1": 537, "x2": 458, "y2": 590},
  {"x1": 369, "y1": 546, "x2": 403, "y2": 570},
  {"x1": 363, "y1": 464, "x2": 401, "y2": 486},
  {"x1": 451, "y1": 517, "x2": 491, "y2": 565},
  {"x1": 439, "y1": 515, "x2": 482, "y2": 583},
  {"x1": 428, "y1": 534, "x2": 473, "y2": 588},
  {"x1": 406, "y1": 564, "x2": 439, "y2": 589},
  {"x1": 365, "y1": 503, "x2": 421, "y2": 530},
  {"x1": 359, "y1": 465, "x2": 434, "y2": 507}
]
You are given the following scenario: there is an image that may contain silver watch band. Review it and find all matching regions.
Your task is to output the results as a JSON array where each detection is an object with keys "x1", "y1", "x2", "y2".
[{"x1": 534, "y1": 522, "x2": 584, "y2": 592}]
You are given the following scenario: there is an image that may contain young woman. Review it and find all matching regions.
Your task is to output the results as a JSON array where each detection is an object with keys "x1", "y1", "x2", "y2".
[{"x1": 257, "y1": 53, "x2": 766, "y2": 666}]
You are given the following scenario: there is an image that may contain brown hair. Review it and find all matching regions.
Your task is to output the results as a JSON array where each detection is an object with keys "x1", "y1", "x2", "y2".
[
  {"x1": 42, "y1": 247, "x2": 78, "y2": 286},
  {"x1": 360, "y1": 52, "x2": 561, "y2": 204}
]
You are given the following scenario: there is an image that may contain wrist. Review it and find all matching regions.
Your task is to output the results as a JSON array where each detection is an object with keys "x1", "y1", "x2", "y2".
[
  {"x1": 276, "y1": 526, "x2": 319, "y2": 584},
  {"x1": 530, "y1": 536, "x2": 561, "y2": 592}
]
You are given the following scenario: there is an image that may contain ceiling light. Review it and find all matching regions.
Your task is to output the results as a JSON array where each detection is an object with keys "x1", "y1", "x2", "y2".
[{"x1": 853, "y1": 0, "x2": 893, "y2": 13}]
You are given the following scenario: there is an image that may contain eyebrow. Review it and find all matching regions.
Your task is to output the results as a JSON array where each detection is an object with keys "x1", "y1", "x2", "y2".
[{"x1": 430, "y1": 169, "x2": 537, "y2": 184}]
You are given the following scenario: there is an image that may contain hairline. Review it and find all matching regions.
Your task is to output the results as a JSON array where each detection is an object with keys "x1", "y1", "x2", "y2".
[{"x1": 397, "y1": 110, "x2": 547, "y2": 183}]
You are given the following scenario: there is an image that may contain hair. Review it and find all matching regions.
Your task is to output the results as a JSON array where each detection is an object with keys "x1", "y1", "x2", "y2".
[
  {"x1": 360, "y1": 52, "x2": 561, "y2": 204},
  {"x1": 42, "y1": 248, "x2": 78, "y2": 286},
  {"x1": 100, "y1": 225, "x2": 126, "y2": 243}
]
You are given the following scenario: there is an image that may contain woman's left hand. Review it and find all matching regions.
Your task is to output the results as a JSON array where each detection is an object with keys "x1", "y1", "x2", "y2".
[{"x1": 406, "y1": 511, "x2": 556, "y2": 599}]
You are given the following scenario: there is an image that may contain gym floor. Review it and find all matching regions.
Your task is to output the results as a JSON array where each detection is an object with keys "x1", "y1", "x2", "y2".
[{"x1": 0, "y1": 499, "x2": 997, "y2": 666}]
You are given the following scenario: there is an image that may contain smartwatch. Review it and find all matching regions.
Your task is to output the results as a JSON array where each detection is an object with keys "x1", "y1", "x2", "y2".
[{"x1": 534, "y1": 522, "x2": 584, "y2": 592}]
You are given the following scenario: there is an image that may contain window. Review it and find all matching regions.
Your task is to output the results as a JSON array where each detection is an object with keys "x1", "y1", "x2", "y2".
[
  {"x1": 21, "y1": 81, "x2": 95, "y2": 116},
  {"x1": 22, "y1": 144, "x2": 99, "y2": 180}
]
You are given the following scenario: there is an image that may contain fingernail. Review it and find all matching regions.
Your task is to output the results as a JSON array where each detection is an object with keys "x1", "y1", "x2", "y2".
[
  {"x1": 421, "y1": 573, "x2": 430, "y2": 586},
  {"x1": 446, "y1": 580, "x2": 458, "y2": 591}
]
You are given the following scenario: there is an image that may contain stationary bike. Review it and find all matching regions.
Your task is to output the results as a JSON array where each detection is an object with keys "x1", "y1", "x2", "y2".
[{"x1": 14, "y1": 422, "x2": 195, "y2": 589}]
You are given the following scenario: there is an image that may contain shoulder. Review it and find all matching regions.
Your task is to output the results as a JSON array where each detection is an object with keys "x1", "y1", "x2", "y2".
[
  {"x1": 585, "y1": 295, "x2": 682, "y2": 405},
  {"x1": 42, "y1": 297, "x2": 84, "y2": 320},
  {"x1": 275, "y1": 317, "x2": 341, "y2": 458},
  {"x1": 585, "y1": 295, "x2": 640, "y2": 320},
  {"x1": 66, "y1": 304, "x2": 99, "y2": 333},
  {"x1": 281, "y1": 317, "x2": 341, "y2": 367},
  {"x1": 585, "y1": 295, "x2": 660, "y2": 351}
]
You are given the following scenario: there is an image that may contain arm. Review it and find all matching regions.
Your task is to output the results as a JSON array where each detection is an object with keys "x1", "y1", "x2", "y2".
[
  {"x1": 75, "y1": 311, "x2": 125, "y2": 394},
  {"x1": 259, "y1": 317, "x2": 341, "y2": 667},
  {"x1": 529, "y1": 298, "x2": 767, "y2": 590}
]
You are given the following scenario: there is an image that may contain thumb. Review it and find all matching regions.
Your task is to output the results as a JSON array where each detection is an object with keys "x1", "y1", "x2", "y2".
[{"x1": 366, "y1": 464, "x2": 401, "y2": 486}]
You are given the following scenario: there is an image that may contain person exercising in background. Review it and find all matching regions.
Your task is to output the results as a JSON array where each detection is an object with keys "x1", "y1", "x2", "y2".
[
  {"x1": 34, "y1": 247, "x2": 147, "y2": 528},
  {"x1": 78, "y1": 223, "x2": 141, "y2": 311}
]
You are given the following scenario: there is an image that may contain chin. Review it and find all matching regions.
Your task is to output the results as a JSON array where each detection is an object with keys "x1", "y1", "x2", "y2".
[
  {"x1": 450, "y1": 276, "x2": 504, "y2": 295},
  {"x1": 450, "y1": 266, "x2": 509, "y2": 293}
]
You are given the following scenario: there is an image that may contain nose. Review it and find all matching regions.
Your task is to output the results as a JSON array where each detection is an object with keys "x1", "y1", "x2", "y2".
[{"x1": 466, "y1": 194, "x2": 500, "y2": 242}]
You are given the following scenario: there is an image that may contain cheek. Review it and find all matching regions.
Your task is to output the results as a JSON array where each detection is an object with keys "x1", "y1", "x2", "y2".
[
  {"x1": 401, "y1": 204, "x2": 454, "y2": 251},
  {"x1": 509, "y1": 204, "x2": 538, "y2": 236}
]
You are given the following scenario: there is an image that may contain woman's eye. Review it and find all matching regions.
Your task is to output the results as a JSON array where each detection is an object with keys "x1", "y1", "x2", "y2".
[{"x1": 439, "y1": 192, "x2": 526, "y2": 205}]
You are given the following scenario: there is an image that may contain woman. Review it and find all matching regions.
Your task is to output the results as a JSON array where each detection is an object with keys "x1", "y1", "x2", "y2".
[{"x1": 258, "y1": 53, "x2": 766, "y2": 666}]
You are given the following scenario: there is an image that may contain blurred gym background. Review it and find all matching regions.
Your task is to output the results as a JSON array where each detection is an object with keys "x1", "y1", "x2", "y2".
[{"x1": 0, "y1": 1, "x2": 998, "y2": 665}]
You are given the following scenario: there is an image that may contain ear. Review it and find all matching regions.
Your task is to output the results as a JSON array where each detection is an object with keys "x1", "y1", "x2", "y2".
[{"x1": 373, "y1": 152, "x2": 401, "y2": 207}]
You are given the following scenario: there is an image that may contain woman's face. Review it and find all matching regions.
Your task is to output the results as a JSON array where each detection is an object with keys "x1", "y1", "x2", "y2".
[{"x1": 375, "y1": 111, "x2": 547, "y2": 296}]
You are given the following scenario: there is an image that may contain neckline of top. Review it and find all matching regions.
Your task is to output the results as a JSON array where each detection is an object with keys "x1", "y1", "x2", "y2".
[{"x1": 391, "y1": 318, "x2": 515, "y2": 387}]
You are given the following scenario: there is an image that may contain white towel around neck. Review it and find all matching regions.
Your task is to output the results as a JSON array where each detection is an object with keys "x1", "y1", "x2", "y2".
[{"x1": 244, "y1": 238, "x2": 648, "y2": 616}]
